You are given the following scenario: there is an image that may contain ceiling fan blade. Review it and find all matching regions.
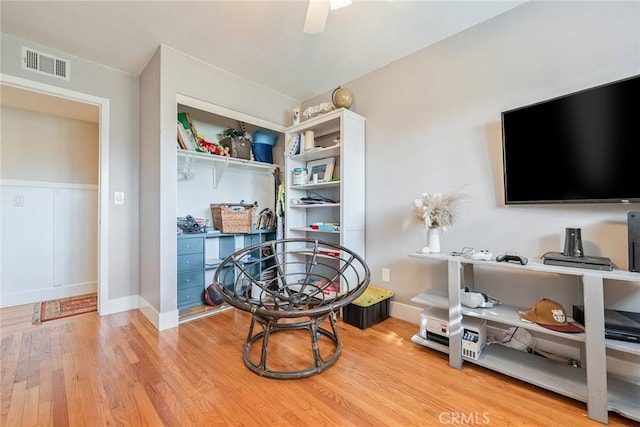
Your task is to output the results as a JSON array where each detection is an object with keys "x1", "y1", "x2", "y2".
[{"x1": 303, "y1": 0, "x2": 330, "y2": 34}]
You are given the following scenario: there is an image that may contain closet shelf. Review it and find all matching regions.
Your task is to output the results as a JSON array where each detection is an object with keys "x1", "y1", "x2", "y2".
[{"x1": 177, "y1": 149, "x2": 279, "y2": 188}]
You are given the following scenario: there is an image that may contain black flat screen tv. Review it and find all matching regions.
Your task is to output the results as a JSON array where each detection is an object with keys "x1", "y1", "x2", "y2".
[{"x1": 501, "y1": 75, "x2": 640, "y2": 205}]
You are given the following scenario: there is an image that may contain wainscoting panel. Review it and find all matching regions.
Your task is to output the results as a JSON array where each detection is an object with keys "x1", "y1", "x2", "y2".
[{"x1": 0, "y1": 180, "x2": 97, "y2": 307}]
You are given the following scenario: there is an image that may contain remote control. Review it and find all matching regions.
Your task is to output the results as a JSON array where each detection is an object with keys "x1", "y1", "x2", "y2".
[{"x1": 495, "y1": 254, "x2": 528, "y2": 265}]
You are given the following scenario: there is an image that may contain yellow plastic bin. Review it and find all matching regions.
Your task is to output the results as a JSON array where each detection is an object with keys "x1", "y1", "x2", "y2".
[{"x1": 343, "y1": 285, "x2": 394, "y2": 329}]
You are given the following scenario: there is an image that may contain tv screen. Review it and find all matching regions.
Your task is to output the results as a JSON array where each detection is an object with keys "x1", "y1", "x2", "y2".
[{"x1": 502, "y1": 75, "x2": 640, "y2": 204}]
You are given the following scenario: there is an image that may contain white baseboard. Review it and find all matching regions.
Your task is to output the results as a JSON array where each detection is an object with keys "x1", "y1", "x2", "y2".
[
  {"x1": 137, "y1": 296, "x2": 179, "y2": 331},
  {"x1": 98, "y1": 295, "x2": 138, "y2": 316},
  {"x1": 390, "y1": 301, "x2": 422, "y2": 325},
  {"x1": 0, "y1": 282, "x2": 97, "y2": 308}
]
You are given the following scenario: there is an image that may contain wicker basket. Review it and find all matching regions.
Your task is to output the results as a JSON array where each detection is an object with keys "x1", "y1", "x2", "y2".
[{"x1": 210, "y1": 203, "x2": 256, "y2": 233}]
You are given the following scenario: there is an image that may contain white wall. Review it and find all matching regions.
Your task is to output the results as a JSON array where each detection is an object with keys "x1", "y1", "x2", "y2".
[
  {"x1": 177, "y1": 167, "x2": 275, "y2": 223},
  {"x1": 1, "y1": 107, "x2": 98, "y2": 183},
  {"x1": 305, "y1": 1, "x2": 640, "y2": 318},
  {"x1": 1, "y1": 33, "x2": 139, "y2": 310}
]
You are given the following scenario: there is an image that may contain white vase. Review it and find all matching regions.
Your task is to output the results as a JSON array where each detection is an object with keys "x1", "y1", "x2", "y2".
[{"x1": 427, "y1": 228, "x2": 441, "y2": 253}]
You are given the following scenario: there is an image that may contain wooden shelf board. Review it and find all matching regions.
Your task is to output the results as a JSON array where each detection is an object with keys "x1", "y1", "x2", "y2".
[
  {"x1": 289, "y1": 144, "x2": 341, "y2": 162},
  {"x1": 409, "y1": 252, "x2": 640, "y2": 282},
  {"x1": 413, "y1": 332, "x2": 639, "y2": 421},
  {"x1": 470, "y1": 344, "x2": 588, "y2": 402},
  {"x1": 289, "y1": 227, "x2": 340, "y2": 234},
  {"x1": 607, "y1": 374, "x2": 640, "y2": 422},
  {"x1": 411, "y1": 334, "x2": 450, "y2": 354},
  {"x1": 290, "y1": 203, "x2": 340, "y2": 209},
  {"x1": 177, "y1": 149, "x2": 279, "y2": 172},
  {"x1": 411, "y1": 289, "x2": 448, "y2": 309},
  {"x1": 605, "y1": 339, "x2": 640, "y2": 356},
  {"x1": 463, "y1": 303, "x2": 586, "y2": 343},
  {"x1": 289, "y1": 180, "x2": 340, "y2": 190},
  {"x1": 290, "y1": 248, "x2": 341, "y2": 259}
]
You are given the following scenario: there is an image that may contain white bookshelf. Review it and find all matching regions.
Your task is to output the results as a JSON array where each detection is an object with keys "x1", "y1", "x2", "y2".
[{"x1": 284, "y1": 109, "x2": 365, "y2": 256}]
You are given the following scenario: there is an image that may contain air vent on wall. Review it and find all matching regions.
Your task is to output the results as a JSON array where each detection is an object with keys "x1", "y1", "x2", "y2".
[{"x1": 21, "y1": 47, "x2": 70, "y2": 80}]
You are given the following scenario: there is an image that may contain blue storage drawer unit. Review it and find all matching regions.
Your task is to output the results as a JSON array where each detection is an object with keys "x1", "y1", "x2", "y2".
[
  {"x1": 177, "y1": 229, "x2": 277, "y2": 313},
  {"x1": 177, "y1": 253, "x2": 204, "y2": 272},
  {"x1": 177, "y1": 235, "x2": 206, "y2": 310},
  {"x1": 177, "y1": 282, "x2": 205, "y2": 307},
  {"x1": 178, "y1": 236, "x2": 203, "y2": 255},
  {"x1": 177, "y1": 269, "x2": 203, "y2": 288}
]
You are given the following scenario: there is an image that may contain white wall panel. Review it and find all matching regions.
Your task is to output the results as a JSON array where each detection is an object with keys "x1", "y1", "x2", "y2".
[
  {"x1": 53, "y1": 187, "x2": 98, "y2": 286},
  {"x1": 0, "y1": 181, "x2": 97, "y2": 307},
  {"x1": 0, "y1": 184, "x2": 55, "y2": 295}
]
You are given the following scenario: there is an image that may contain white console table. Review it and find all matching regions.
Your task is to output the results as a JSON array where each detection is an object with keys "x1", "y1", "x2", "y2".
[{"x1": 409, "y1": 252, "x2": 640, "y2": 424}]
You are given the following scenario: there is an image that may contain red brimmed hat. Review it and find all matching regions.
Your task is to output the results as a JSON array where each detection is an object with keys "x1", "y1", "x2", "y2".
[{"x1": 523, "y1": 299, "x2": 583, "y2": 333}]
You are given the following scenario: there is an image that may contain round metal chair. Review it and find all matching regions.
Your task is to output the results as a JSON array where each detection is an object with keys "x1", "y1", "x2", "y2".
[{"x1": 213, "y1": 238, "x2": 370, "y2": 379}]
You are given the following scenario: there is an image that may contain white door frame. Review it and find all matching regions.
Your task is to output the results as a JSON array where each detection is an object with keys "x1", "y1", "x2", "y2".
[{"x1": 1, "y1": 73, "x2": 110, "y2": 314}]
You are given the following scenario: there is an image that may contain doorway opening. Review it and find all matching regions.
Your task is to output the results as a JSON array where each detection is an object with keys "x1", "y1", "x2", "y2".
[{"x1": 0, "y1": 74, "x2": 109, "y2": 313}]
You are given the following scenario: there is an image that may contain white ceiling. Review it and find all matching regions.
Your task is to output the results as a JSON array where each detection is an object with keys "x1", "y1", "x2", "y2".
[{"x1": 1, "y1": 0, "x2": 528, "y2": 102}]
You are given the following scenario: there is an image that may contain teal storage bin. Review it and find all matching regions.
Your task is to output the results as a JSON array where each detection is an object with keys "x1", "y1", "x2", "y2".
[
  {"x1": 253, "y1": 129, "x2": 276, "y2": 163},
  {"x1": 253, "y1": 143, "x2": 273, "y2": 163}
]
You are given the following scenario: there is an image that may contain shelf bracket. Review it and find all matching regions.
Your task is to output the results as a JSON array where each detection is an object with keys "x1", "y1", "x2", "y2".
[{"x1": 211, "y1": 157, "x2": 230, "y2": 189}]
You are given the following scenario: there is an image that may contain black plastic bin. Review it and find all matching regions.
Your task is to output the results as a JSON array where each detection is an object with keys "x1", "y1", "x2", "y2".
[{"x1": 342, "y1": 285, "x2": 393, "y2": 329}]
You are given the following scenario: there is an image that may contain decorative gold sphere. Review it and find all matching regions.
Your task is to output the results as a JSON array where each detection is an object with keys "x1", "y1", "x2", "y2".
[{"x1": 332, "y1": 86, "x2": 354, "y2": 109}]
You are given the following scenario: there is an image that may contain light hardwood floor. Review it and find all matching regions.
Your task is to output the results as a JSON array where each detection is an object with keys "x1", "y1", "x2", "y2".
[{"x1": 1, "y1": 303, "x2": 634, "y2": 426}]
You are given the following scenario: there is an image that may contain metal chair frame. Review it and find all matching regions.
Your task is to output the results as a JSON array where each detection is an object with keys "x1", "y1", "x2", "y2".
[{"x1": 213, "y1": 238, "x2": 370, "y2": 379}]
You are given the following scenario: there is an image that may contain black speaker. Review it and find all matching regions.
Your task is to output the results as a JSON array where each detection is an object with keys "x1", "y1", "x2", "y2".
[
  {"x1": 629, "y1": 211, "x2": 640, "y2": 272},
  {"x1": 563, "y1": 227, "x2": 584, "y2": 258}
]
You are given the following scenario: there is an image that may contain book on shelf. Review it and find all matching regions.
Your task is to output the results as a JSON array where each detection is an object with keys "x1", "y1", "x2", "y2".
[
  {"x1": 177, "y1": 121, "x2": 199, "y2": 151},
  {"x1": 178, "y1": 112, "x2": 198, "y2": 136},
  {"x1": 178, "y1": 112, "x2": 201, "y2": 151},
  {"x1": 286, "y1": 134, "x2": 301, "y2": 156},
  {"x1": 176, "y1": 125, "x2": 187, "y2": 150}
]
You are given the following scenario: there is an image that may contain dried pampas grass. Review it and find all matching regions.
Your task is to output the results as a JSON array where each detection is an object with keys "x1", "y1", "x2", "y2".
[{"x1": 403, "y1": 191, "x2": 466, "y2": 231}]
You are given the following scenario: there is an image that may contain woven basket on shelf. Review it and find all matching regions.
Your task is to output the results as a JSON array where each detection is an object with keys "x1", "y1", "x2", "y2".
[{"x1": 210, "y1": 203, "x2": 256, "y2": 233}]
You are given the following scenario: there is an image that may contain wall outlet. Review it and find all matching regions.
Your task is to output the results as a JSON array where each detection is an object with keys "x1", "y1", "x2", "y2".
[
  {"x1": 114, "y1": 191, "x2": 125, "y2": 205},
  {"x1": 12, "y1": 195, "x2": 24, "y2": 207},
  {"x1": 382, "y1": 268, "x2": 390, "y2": 282}
]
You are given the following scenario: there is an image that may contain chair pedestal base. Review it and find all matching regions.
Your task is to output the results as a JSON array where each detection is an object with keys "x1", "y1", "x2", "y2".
[{"x1": 243, "y1": 312, "x2": 341, "y2": 379}]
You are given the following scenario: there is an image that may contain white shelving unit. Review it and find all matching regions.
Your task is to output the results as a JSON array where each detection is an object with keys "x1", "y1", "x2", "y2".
[
  {"x1": 282, "y1": 109, "x2": 365, "y2": 293},
  {"x1": 409, "y1": 252, "x2": 640, "y2": 424},
  {"x1": 283, "y1": 108, "x2": 365, "y2": 256}
]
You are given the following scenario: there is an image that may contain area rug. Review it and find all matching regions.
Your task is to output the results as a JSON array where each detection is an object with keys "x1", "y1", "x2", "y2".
[{"x1": 32, "y1": 293, "x2": 97, "y2": 325}]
